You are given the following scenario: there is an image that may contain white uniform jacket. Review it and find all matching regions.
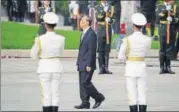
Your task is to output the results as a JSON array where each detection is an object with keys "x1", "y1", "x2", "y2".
[
  {"x1": 31, "y1": 32, "x2": 65, "y2": 74},
  {"x1": 118, "y1": 31, "x2": 151, "y2": 77}
]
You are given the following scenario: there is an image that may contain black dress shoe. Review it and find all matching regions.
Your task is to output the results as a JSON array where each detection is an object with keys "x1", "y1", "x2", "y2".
[
  {"x1": 139, "y1": 105, "x2": 147, "y2": 112},
  {"x1": 74, "y1": 103, "x2": 90, "y2": 109},
  {"x1": 130, "y1": 105, "x2": 138, "y2": 112},
  {"x1": 52, "y1": 106, "x2": 58, "y2": 112},
  {"x1": 98, "y1": 69, "x2": 105, "y2": 74},
  {"x1": 104, "y1": 69, "x2": 113, "y2": 74},
  {"x1": 93, "y1": 94, "x2": 105, "y2": 109},
  {"x1": 159, "y1": 68, "x2": 165, "y2": 74},
  {"x1": 166, "y1": 67, "x2": 175, "y2": 74},
  {"x1": 43, "y1": 106, "x2": 52, "y2": 112}
]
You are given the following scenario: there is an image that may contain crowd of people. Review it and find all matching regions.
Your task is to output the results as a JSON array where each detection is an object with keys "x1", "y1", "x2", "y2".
[{"x1": 6, "y1": 0, "x2": 52, "y2": 23}]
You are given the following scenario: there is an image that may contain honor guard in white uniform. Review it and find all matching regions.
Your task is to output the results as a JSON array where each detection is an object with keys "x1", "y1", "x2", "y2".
[
  {"x1": 118, "y1": 13, "x2": 151, "y2": 112},
  {"x1": 31, "y1": 12, "x2": 65, "y2": 112}
]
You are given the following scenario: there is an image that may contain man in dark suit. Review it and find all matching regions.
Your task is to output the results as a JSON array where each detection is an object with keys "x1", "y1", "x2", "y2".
[{"x1": 75, "y1": 15, "x2": 105, "y2": 109}]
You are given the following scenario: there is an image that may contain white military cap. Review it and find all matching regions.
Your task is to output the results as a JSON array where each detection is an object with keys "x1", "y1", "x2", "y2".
[
  {"x1": 132, "y1": 13, "x2": 147, "y2": 26},
  {"x1": 43, "y1": 12, "x2": 59, "y2": 24}
]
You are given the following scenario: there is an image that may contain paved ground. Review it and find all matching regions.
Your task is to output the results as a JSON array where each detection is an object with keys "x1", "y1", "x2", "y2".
[
  {"x1": 1, "y1": 49, "x2": 160, "y2": 58},
  {"x1": 1, "y1": 58, "x2": 179, "y2": 111}
]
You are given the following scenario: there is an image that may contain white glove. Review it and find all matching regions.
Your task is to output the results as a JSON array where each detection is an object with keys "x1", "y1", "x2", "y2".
[
  {"x1": 167, "y1": 16, "x2": 172, "y2": 22},
  {"x1": 105, "y1": 17, "x2": 110, "y2": 23},
  {"x1": 166, "y1": 5, "x2": 171, "y2": 11},
  {"x1": 88, "y1": 4, "x2": 90, "y2": 9},
  {"x1": 104, "y1": 6, "x2": 109, "y2": 12}
]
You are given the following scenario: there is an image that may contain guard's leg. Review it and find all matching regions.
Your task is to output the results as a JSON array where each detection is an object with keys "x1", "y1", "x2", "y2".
[
  {"x1": 159, "y1": 53, "x2": 165, "y2": 74},
  {"x1": 165, "y1": 54, "x2": 175, "y2": 74},
  {"x1": 159, "y1": 35, "x2": 166, "y2": 74},
  {"x1": 98, "y1": 36, "x2": 106, "y2": 74},
  {"x1": 104, "y1": 52, "x2": 112, "y2": 74},
  {"x1": 137, "y1": 77, "x2": 147, "y2": 112},
  {"x1": 165, "y1": 39, "x2": 175, "y2": 74},
  {"x1": 51, "y1": 73, "x2": 61, "y2": 112},
  {"x1": 39, "y1": 73, "x2": 52, "y2": 112},
  {"x1": 98, "y1": 51, "x2": 105, "y2": 74},
  {"x1": 126, "y1": 77, "x2": 138, "y2": 112}
]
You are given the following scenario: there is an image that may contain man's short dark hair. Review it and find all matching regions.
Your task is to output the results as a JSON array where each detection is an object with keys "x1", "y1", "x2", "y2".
[
  {"x1": 46, "y1": 23, "x2": 56, "y2": 29},
  {"x1": 83, "y1": 15, "x2": 92, "y2": 26},
  {"x1": 134, "y1": 24, "x2": 143, "y2": 30}
]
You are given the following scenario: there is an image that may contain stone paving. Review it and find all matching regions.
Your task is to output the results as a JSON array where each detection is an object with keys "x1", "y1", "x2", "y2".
[{"x1": 1, "y1": 58, "x2": 179, "y2": 111}]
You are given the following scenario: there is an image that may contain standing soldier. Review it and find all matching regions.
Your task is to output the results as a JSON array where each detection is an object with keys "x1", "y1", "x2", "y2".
[
  {"x1": 118, "y1": 13, "x2": 151, "y2": 112},
  {"x1": 140, "y1": 0, "x2": 157, "y2": 38},
  {"x1": 31, "y1": 12, "x2": 64, "y2": 112},
  {"x1": 156, "y1": 0, "x2": 178, "y2": 74},
  {"x1": 95, "y1": 0, "x2": 115, "y2": 74},
  {"x1": 37, "y1": 0, "x2": 55, "y2": 36}
]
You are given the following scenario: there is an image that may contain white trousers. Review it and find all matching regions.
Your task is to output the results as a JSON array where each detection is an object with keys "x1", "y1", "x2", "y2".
[
  {"x1": 39, "y1": 73, "x2": 60, "y2": 106},
  {"x1": 126, "y1": 76, "x2": 147, "y2": 105}
]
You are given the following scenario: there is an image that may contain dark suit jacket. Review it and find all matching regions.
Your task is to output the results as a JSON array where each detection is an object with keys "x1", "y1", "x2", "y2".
[{"x1": 77, "y1": 28, "x2": 97, "y2": 71}]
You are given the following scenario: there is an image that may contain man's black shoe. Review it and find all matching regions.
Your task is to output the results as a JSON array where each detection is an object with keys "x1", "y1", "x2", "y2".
[
  {"x1": 92, "y1": 94, "x2": 105, "y2": 109},
  {"x1": 98, "y1": 68, "x2": 105, "y2": 74},
  {"x1": 74, "y1": 103, "x2": 90, "y2": 109}
]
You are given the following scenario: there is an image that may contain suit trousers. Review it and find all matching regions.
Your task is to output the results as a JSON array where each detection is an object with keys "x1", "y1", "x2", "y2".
[
  {"x1": 79, "y1": 71, "x2": 101, "y2": 104},
  {"x1": 126, "y1": 76, "x2": 147, "y2": 105},
  {"x1": 39, "y1": 73, "x2": 60, "y2": 106}
]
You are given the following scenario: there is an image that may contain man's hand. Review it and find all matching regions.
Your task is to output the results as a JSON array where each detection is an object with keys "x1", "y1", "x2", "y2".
[
  {"x1": 105, "y1": 17, "x2": 110, "y2": 23},
  {"x1": 86, "y1": 66, "x2": 91, "y2": 72},
  {"x1": 167, "y1": 16, "x2": 172, "y2": 23}
]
